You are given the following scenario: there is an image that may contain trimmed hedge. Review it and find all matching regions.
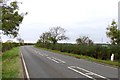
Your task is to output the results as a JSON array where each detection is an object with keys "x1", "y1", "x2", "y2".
[{"x1": 35, "y1": 43, "x2": 120, "y2": 61}]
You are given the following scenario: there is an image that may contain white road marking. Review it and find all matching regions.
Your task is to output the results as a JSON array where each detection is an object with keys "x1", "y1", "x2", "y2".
[
  {"x1": 38, "y1": 52, "x2": 48, "y2": 56},
  {"x1": 68, "y1": 66, "x2": 110, "y2": 80},
  {"x1": 39, "y1": 53, "x2": 44, "y2": 56},
  {"x1": 21, "y1": 52, "x2": 30, "y2": 80},
  {"x1": 68, "y1": 66, "x2": 94, "y2": 79},
  {"x1": 89, "y1": 72, "x2": 108, "y2": 79},
  {"x1": 47, "y1": 57, "x2": 60, "y2": 63},
  {"x1": 44, "y1": 54, "x2": 48, "y2": 56},
  {"x1": 52, "y1": 57, "x2": 66, "y2": 63},
  {"x1": 76, "y1": 67, "x2": 107, "y2": 78},
  {"x1": 76, "y1": 66, "x2": 109, "y2": 79},
  {"x1": 35, "y1": 51, "x2": 38, "y2": 54},
  {"x1": 85, "y1": 72, "x2": 94, "y2": 75},
  {"x1": 76, "y1": 67, "x2": 90, "y2": 73}
]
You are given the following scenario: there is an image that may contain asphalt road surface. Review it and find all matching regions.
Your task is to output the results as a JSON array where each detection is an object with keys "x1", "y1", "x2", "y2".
[{"x1": 20, "y1": 46, "x2": 119, "y2": 80}]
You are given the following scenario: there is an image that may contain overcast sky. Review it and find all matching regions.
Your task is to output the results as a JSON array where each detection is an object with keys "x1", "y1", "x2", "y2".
[{"x1": 2, "y1": 0, "x2": 119, "y2": 43}]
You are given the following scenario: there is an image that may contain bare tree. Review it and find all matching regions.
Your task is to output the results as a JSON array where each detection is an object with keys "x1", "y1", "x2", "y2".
[
  {"x1": 38, "y1": 26, "x2": 69, "y2": 44},
  {"x1": 76, "y1": 36, "x2": 93, "y2": 45},
  {"x1": 39, "y1": 32, "x2": 51, "y2": 43},
  {"x1": 48, "y1": 26, "x2": 69, "y2": 44}
]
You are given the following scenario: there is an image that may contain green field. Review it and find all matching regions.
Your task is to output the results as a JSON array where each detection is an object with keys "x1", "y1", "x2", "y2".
[{"x1": 2, "y1": 47, "x2": 23, "y2": 78}]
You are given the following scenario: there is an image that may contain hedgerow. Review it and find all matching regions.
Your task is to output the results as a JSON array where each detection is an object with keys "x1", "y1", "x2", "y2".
[
  {"x1": 35, "y1": 42, "x2": 120, "y2": 61},
  {"x1": 2, "y1": 43, "x2": 20, "y2": 52}
]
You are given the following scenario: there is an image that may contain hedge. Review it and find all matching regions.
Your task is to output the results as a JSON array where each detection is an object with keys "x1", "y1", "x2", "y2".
[
  {"x1": 2, "y1": 42, "x2": 35, "y2": 52},
  {"x1": 2, "y1": 43, "x2": 20, "y2": 52},
  {"x1": 35, "y1": 42, "x2": 120, "y2": 61}
]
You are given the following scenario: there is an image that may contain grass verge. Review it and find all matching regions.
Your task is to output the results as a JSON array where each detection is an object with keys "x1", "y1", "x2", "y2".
[
  {"x1": 2, "y1": 47, "x2": 23, "y2": 78},
  {"x1": 36, "y1": 46, "x2": 119, "y2": 67}
]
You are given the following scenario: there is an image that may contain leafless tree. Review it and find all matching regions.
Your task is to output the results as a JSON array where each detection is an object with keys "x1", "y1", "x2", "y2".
[
  {"x1": 76, "y1": 36, "x2": 93, "y2": 45},
  {"x1": 48, "y1": 26, "x2": 69, "y2": 44}
]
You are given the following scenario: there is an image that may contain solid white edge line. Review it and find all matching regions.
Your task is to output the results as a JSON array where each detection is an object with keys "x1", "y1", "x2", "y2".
[
  {"x1": 21, "y1": 52, "x2": 30, "y2": 80},
  {"x1": 68, "y1": 66, "x2": 95, "y2": 80}
]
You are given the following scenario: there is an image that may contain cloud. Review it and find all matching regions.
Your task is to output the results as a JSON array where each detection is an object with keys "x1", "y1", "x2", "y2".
[{"x1": 3, "y1": 0, "x2": 119, "y2": 43}]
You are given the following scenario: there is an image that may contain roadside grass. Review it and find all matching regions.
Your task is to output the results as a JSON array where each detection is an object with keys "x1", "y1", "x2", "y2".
[
  {"x1": 36, "y1": 47, "x2": 119, "y2": 67},
  {"x1": 2, "y1": 47, "x2": 23, "y2": 78}
]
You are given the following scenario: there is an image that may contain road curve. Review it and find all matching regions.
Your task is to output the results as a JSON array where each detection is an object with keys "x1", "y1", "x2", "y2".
[{"x1": 20, "y1": 46, "x2": 119, "y2": 80}]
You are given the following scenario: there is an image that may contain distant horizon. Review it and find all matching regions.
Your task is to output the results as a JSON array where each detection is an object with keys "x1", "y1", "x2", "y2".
[{"x1": 1, "y1": 38, "x2": 110, "y2": 44}]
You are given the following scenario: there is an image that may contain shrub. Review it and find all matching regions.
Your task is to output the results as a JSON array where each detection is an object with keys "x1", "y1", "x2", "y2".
[{"x1": 2, "y1": 43, "x2": 19, "y2": 52}]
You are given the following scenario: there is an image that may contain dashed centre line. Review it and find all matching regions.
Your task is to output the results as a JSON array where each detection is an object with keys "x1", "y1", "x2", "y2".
[
  {"x1": 34, "y1": 50, "x2": 65, "y2": 64},
  {"x1": 39, "y1": 53, "x2": 44, "y2": 56},
  {"x1": 52, "y1": 57, "x2": 66, "y2": 63},
  {"x1": 47, "y1": 57, "x2": 60, "y2": 63},
  {"x1": 68, "y1": 66, "x2": 93, "y2": 79},
  {"x1": 68, "y1": 66, "x2": 110, "y2": 80},
  {"x1": 34, "y1": 50, "x2": 48, "y2": 57},
  {"x1": 43, "y1": 54, "x2": 48, "y2": 56},
  {"x1": 33, "y1": 50, "x2": 110, "y2": 80}
]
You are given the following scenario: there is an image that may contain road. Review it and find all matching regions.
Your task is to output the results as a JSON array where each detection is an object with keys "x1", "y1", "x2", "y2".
[{"x1": 20, "y1": 46, "x2": 119, "y2": 80}]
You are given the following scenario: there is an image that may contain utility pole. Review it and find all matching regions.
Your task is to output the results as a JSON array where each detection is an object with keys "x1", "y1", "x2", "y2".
[{"x1": 101, "y1": 37, "x2": 103, "y2": 43}]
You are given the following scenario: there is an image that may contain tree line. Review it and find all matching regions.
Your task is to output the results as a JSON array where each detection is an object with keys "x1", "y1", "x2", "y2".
[
  {"x1": 35, "y1": 21, "x2": 120, "y2": 61},
  {"x1": 37, "y1": 26, "x2": 94, "y2": 45},
  {"x1": 36, "y1": 20, "x2": 120, "y2": 45}
]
